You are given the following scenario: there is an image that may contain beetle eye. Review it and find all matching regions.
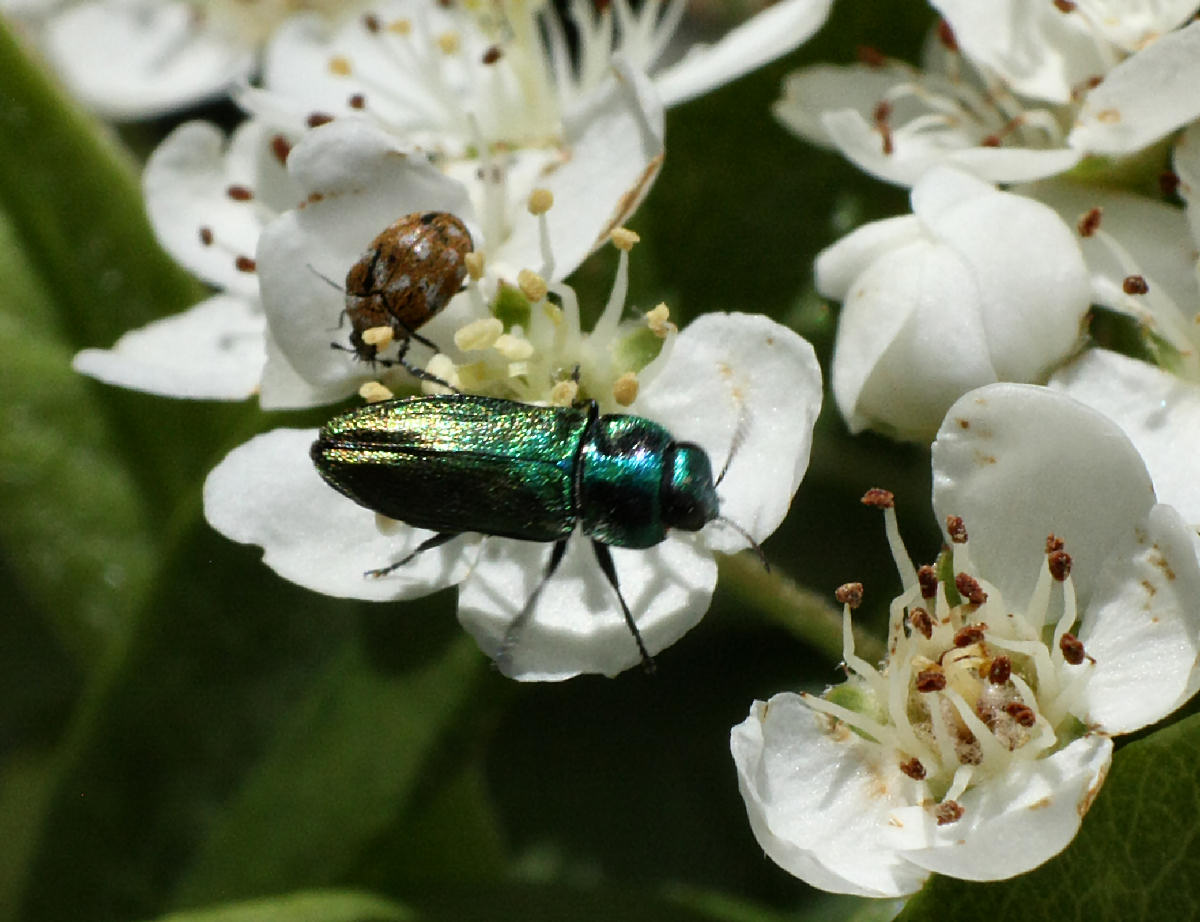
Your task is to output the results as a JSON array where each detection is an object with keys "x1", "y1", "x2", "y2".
[{"x1": 662, "y1": 443, "x2": 719, "y2": 532}]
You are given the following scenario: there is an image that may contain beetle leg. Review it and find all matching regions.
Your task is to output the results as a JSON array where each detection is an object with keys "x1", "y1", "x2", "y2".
[
  {"x1": 364, "y1": 531, "x2": 459, "y2": 578},
  {"x1": 591, "y1": 541, "x2": 656, "y2": 675},
  {"x1": 392, "y1": 334, "x2": 460, "y2": 393},
  {"x1": 495, "y1": 538, "x2": 569, "y2": 671}
]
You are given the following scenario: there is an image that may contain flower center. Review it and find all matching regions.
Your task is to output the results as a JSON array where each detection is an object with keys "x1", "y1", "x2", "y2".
[{"x1": 805, "y1": 491, "x2": 1095, "y2": 824}]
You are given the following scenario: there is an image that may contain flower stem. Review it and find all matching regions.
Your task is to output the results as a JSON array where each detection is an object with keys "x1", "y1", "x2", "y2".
[{"x1": 718, "y1": 554, "x2": 887, "y2": 665}]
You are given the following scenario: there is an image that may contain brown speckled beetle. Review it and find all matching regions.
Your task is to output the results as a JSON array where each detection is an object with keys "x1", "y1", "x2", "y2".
[{"x1": 337, "y1": 211, "x2": 473, "y2": 384}]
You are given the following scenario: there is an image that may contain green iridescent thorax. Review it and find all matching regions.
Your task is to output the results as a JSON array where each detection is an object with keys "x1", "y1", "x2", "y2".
[{"x1": 662, "y1": 444, "x2": 719, "y2": 533}]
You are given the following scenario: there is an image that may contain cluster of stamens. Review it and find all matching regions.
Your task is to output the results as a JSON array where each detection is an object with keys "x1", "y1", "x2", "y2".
[{"x1": 804, "y1": 489, "x2": 1096, "y2": 826}]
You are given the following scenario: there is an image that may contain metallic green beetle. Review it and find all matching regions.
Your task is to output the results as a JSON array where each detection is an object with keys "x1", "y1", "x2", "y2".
[{"x1": 310, "y1": 394, "x2": 725, "y2": 670}]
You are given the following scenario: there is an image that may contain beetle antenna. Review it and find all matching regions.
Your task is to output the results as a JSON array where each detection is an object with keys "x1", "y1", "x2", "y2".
[
  {"x1": 717, "y1": 516, "x2": 770, "y2": 572},
  {"x1": 715, "y1": 404, "x2": 750, "y2": 488},
  {"x1": 307, "y1": 263, "x2": 344, "y2": 292}
]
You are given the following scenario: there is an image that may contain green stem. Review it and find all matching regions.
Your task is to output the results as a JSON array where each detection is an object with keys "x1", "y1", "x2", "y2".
[{"x1": 719, "y1": 554, "x2": 887, "y2": 665}]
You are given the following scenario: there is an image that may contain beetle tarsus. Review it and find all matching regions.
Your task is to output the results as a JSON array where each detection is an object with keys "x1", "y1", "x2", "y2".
[
  {"x1": 496, "y1": 539, "x2": 569, "y2": 672},
  {"x1": 591, "y1": 540, "x2": 656, "y2": 675},
  {"x1": 365, "y1": 530, "x2": 458, "y2": 578}
]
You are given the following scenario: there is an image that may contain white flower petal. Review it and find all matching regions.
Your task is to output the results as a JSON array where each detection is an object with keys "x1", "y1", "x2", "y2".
[
  {"x1": 203, "y1": 427, "x2": 475, "y2": 601},
  {"x1": 1049, "y1": 349, "x2": 1200, "y2": 523},
  {"x1": 1079, "y1": 502, "x2": 1200, "y2": 733},
  {"x1": 1023, "y1": 179, "x2": 1198, "y2": 323},
  {"x1": 1174, "y1": 121, "x2": 1200, "y2": 243},
  {"x1": 1070, "y1": 21, "x2": 1200, "y2": 155},
  {"x1": 456, "y1": 532, "x2": 716, "y2": 681},
  {"x1": 932, "y1": 383, "x2": 1156, "y2": 610},
  {"x1": 774, "y1": 64, "x2": 913, "y2": 150},
  {"x1": 634, "y1": 313, "x2": 822, "y2": 551},
  {"x1": 144, "y1": 120, "x2": 285, "y2": 297},
  {"x1": 900, "y1": 735, "x2": 1112, "y2": 880},
  {"x1": 257, "y1": 328, "x2": 358, "y2": 410},
  {"x1": 912, "y1": 170, "x2": 1089, "y2": 383},
  {"x1": 730, "y1": 694, "x2": 930, "y2": 898},
  {"x1": 653, "y1": 0, "x2": 832, "y2": 107},
  {"x1": 931, "y1": 0, "x2": 1105, "y2": 104},
  {"x1": 814, "y1": 215, "x2": 923, "y2": 299},
  {"x1": 72, "y1": 295, "x2": 264, "y2": 400},
  {"x1": 830, "y1": 239, "x2": 997, "y2": 439},
  {"x1": 45, "y1": 0, "x2": 253, "y2": 119},
  {"x1": 256, "y1": 120, "x2": 476, "y2": 393},
  {"x1": 493, "y1": 57, "x2": 664, "y2": 283}
]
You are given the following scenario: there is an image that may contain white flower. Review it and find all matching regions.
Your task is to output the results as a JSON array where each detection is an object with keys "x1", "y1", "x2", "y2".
[
  {"x1": 732, "y1": 383, "x2": 1200, "y2": 896},
  {"x1": 203, "y1": 305, "x2": 823, "y2": 681},
  {"x1": 817, "y1": 165, "x2": 1089, "y2": 439},
  {"x1": 776, "y1": 2, "x2": 1200, "y2": 187},
  {"x1": 10, "y1": 0, "x2": 358, "y2": 120}
]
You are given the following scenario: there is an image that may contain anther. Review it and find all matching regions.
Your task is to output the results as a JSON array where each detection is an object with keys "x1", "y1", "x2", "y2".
[
  {"x1": 493, "y1": 333, "x2": 533, "y2": 361},
  {"x1": 235, "y1": 256, "x2": 257, "y2": 272},
  {"x1": 899, "y1": 757, "x2": 927, "y2": 780},
  {"x1": 610, "y1": 227, "x2": 639, "y2": 251},
  {"x1": 861, "y1": 488, "x2": 894, "y2": 508},
  {"x1": 481, "y1": 45, "x2": 503, "y2": 65},
  {"x1": 936, "y1": 19, "x2": 957, "y2": 51},
  {"x1": 437, "y1": 31, "x2": 461, "y2": 54},
  {"x1": 954, "y1": 624, "x2": 986, "y2": 647},
  {"x1": 1053, "y1": 0, "x2": 1077, "y2": 11},
  {"x1": 918, "y1": 565, "x2": 938, "y2": 599},
  {"x1": 1160, "y1": 171, "x2": 1181, "y2": 198},
  {"x1": 1078, "y1": 207, "x2": 1102, "y2": 237},
  {"x1": 612, "y1": 372, "x2": 639, "y2": 407},
  {"x1": 362, "y1": 13, "x2": 380, "y2": 33},
  {"x1": 955, "y1": 572, "x2": 987, "y2": 605},
  {"x1": 909, "y1": 607, "x2": 933, "y2": 639},
  {"x1": 226, "y1": 184, "x2": 253, "y2": 201},
  {"x1": 328, "y1": 55, "x2": 352, "y2": 76},
  {"x1": 1060, "y1": 632, "x2": 1087, "y2": 665},
  {"x1": 306, "y1": 112, "x2": 335, "y2": 128},
  {"x1": 1048, "y1": 549, "x2": 1072, "y2": 581},
  {"x1": 528, "y1": 187, "x2": 554, "y2": 215},
  {"x1": 549, "y1": 379, "x2": 578, "y2": 407},
  {"x1": 946, "y1": 515, "x2": 968, "y2": 543},
  {"x1": 388, "y1": 18, "x2": 412, "y2": 35},
  {"x1": 1046, "y1": 534, "x2": 1064, "y2": 553},
  {"x1": 645, "y1": 303, "x2": 673, "y2": 337},
  {"x1": 1123, "y1": 275, "x2": 1149, "y2": 295},
  {"x1": 1004, "y1": 702, "x2": 1036, "y2": 727},
  {"x1": 199, "y1": 226, "x2": 214, "y2": 246},
  {"x1": 349, "y1": 93, "x2": 367, "y2": 109},
  {"x1": 358, "y1": 381, "x2": 394, "y2": 403},
  {"x1": 987, "y1": 655, "x2": 1012, "y2": 685},
  {"x1": 464, "y1": 251, "x2": 485, "y2": 280},
  {"x1": 454, "y1": 317, "x2": 503, "y2": 351},
  {"x1": 270, "y1": 134, "x2": 291, "y2": 166},
  {"x1": 855, "y1": 45, "x2": 886, "y2": 68},
  {"x1": 835, "y1": 582, "x2": 864, "y2": 609},
  {"x1": 916, "y1": 668, "x2": 946, "y2": 692},
  {"x1": 517, "y1": 268, "x2": 548, "y2": 302},
  {"x1": 934, "y1": 801, "x2": 964, "y2": 825}
]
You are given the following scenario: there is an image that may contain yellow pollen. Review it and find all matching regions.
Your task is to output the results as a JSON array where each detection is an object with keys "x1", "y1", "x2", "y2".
[
  {"x1": 328, "y1": 55, "x2": 352, "y2": 76},
  {"x1": 464, "y1": 251, "x2": 486, "y2": 280},
  {"x1": 358, "y1": 380, "x2": 394, "y2": 403},
  {"x1": 421, "y1": 354, "x2": 458, "y2": 395},
  {"x1": 388, "y1": 18, "x2": 412, "y2": 35},
  {"x1": 528, "y1": 187, "x2": 554, "y2": 215},
  {"x1": 550, "y1": 379, "x2": 579, "y2": 407},
  {"x1": 493, "y1": 333, "x2": 534, "y2": 361},
  {"x1": 437, "y1": 31, "x2": 461, "y2": 54},
  {"x1": 612, "y1": 372, "x2": 639, "y2": 406},
  {"x1": 361, "y1": 325, "x2": 394, "y2": 348},
  {"x1": 610, "y1": 227, "x2": 639, "y2": 251},
  {"x1": 646, "y1": 302, "x2": 674, "y2": 337},
  {"x1": 518, "y1": 268, "x2": 548, "y2": 302},
  {"x1": 454, "y1": 317, "x2": 504, "y2": 351}
]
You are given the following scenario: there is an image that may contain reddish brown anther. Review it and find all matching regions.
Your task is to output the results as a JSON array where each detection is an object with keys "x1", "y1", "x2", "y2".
[
  {"x1": 270, "y1": 134, "x2": 292, "y2": 166},
  {"x1": 348, "y1": 93, "x2": 367, "y2": 109},
  {"x1": 861, "y1": 488, "x2": 895, "y2": 508},
  {"x1": 362, "y1": 12, "x2": 381, "y2": 32},
  {"x1": 1160, "y1": 170, "x2": 1182, "y2": 198},
  {"x1": 1049, "y1": 549, "x2": 1073, "y2": 581},
  {"x1": 835, "y1": 583, "x2": 865, "y2": 609},
  {"x1": 988, "y1": 655, "x2": 1012, "y2": 685},
  {"x1": 955, "y1": 572, "x2": 988, "y2": 605},
  {"x1": 1078, "y1": 207, "x2": 1102, "y2": 237},
  {"x1": 226, "y1": 184, "x2": 253, "y2": 201},
  {"x1": 481, "y1": 44, "x2": 503, "y2": 64},
  {"x1": 1060, "y1": 632, "x2": 1086, "y2": 665},
  {"x1": 1046, "y1": 534, "x2": 1064, "y2": 553},
  {"x1": 946, "y1": 515, "x2": 968, "y2": 544},
  {"x1": 1004, "y1": 702, "x2": 1037, "y2": 727},
  {"x1": 306, "y1": 112, "x2": 335, "y2": 128},
  {"x1": 934, "y1": 800, "x2": 964, "y2": 825},
  {"x1": 981, "y1": 134, "x2": 1002, "y2": 147},
  {"x1": 1054, "y1": 0, "x2": 1077, "y2": 11},
  {"x1": 954, "y1": 624, "x2": 986, "y2": 647},
  {"x1": 918, "y1": 565, "x2": 938, "y2": 599},
  {"x1": 936, "y1": 19, "x2": 958, "y2": 51},
  {"x1": 198, "y1": 226, "x2": 214, "y2": 246},
  {"x1": 900, "y1": 757, "x2": 927, "y2": 780},
  {"x1": 1123, "y1": 275, "x2": 1149, "y2": 295},
  {"x1": 909, "y1": 607, "x2": 934, "y2": 639},
  {"x1": 916, "y1": 668, "x2": 947, "y2": 692},
  {"x1": 234, "y1": 256, "x2": 257, "y2": 272},
  {"x1": 856, "y1": 45, "x2": 887, "y2": 68}
]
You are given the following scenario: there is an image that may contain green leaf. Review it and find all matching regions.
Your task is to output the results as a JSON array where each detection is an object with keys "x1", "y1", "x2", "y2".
[
  {"x1": 173, "y1": 615, "x2": 500, "y2": 905},
  {"x1": 138, "y1": 889, "x2": 412, "y2": 922},
  {"x1": 897, "y1": 713, "x2": 1200, "y2": 921}
]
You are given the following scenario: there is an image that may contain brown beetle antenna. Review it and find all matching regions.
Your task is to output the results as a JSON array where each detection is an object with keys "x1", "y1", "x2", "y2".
[
  {"x1": 307, "y1": 263, "x2": 344, "y2": 292},
  {"x1": 715, "y1": 404, "x2": 750, "y2": 488}
]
